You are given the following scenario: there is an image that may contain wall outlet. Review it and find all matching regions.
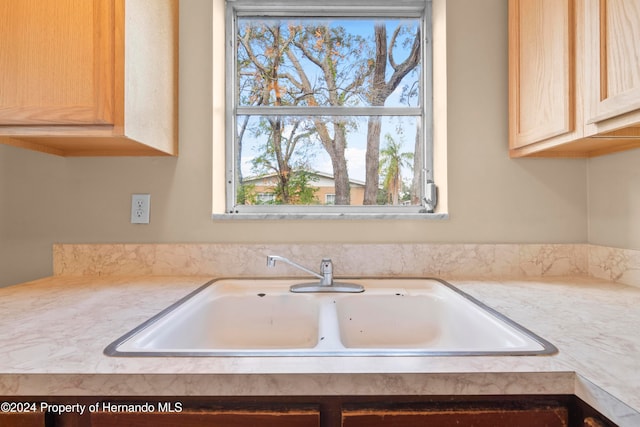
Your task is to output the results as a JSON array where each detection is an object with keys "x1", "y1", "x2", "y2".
[{"x1": 131, "y1": 194, "x2": 151, "y2": 224}]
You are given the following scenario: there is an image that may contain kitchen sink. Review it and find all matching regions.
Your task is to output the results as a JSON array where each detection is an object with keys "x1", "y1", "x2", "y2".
[{"x1": 104, "y1": 278, "x2": 557, "y2": 357}]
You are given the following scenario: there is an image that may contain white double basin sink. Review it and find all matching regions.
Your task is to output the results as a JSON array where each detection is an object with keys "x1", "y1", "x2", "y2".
[{"x1": 105, "y1": 278, "x2": 557, "y2": 357}]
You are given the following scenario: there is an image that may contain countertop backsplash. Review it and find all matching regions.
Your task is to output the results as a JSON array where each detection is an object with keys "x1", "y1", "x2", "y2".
[{"x1": 51, "y1": 243, "x2": 639, "y2": 288}]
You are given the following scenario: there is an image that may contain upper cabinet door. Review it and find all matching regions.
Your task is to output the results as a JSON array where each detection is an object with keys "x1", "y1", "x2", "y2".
[
  {"x1": 509, "y1": 0, "x2": 575, "y2": 148},
  {"x1": 0, "y1": 0, "x2": 114, "y2": 126},
  {"x1": 509, "y1": 0, "x2": 576, "y2": 150},
  {"x1": 584, "y1": 0, "x2": 640, "y2": 125},
  {"x1": 0, "y1": 0, "x2": 178, "y2": 156}
]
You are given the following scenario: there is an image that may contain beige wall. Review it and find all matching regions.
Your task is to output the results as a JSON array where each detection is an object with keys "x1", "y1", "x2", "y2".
[
  {"x1": 588, "y1": 149, "x2": 640, "y2": 249},
  {"x1": 0, "y1": 0, "x2": 592, "y2": 287}
]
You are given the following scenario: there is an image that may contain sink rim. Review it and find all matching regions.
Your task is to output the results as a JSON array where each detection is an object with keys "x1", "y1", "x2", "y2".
[{"x1": 104, "y1": 277, "x2": 558, "y2": 357}]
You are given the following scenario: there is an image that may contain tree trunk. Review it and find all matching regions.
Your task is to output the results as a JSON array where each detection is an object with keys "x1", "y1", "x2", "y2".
[
  {"x1": 271, "y1": 119, "x2": 291, "y2": 203},
  {"x1": 364, "y1": 117, "x2": 382, "y2": 204},
  {"x1": 363, "y1": 25, "x2": 388, "y2": 205},
  {"x1": 330, "y1": 124, "x2": 351, "y2": 205}
]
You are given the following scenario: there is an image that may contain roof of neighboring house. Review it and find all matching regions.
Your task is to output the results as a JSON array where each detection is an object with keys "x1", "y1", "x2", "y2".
[{"x1": 242, "y1": 170, "x2": 366, "y2": 187}]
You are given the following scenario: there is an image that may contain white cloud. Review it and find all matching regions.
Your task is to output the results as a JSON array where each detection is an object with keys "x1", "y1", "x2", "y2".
[
  {"x1": 345, "y1": 147, "x2": 367, "y2": 181},
  {"x1": 313, "y1": 146, "x2": 367, "y2": 182}
]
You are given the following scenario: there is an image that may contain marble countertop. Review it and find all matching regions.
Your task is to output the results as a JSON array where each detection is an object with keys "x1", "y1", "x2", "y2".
[{"x1": 0, "y1": 275, "x2": 639, "y2": 426}]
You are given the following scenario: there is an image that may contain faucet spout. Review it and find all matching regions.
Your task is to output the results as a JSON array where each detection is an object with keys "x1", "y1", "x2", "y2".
[{"x1": 266, "y1": 255, "x2": 324, "y2": 281}]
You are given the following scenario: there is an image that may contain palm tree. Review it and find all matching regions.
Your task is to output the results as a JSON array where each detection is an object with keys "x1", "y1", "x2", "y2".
[{"x1": 379, "y1": 133, "x2": 413, "y2": 205}]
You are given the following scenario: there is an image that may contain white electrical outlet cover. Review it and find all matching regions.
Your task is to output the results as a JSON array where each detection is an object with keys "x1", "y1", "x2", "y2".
[{"x1": 131, "y1": 194, "x2": 151, "y2": 224}]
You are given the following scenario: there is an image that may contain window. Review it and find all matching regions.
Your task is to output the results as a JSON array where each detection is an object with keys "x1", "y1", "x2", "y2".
[{"x1": 224, "y1": 0, "x2": 437, "y2": 217}]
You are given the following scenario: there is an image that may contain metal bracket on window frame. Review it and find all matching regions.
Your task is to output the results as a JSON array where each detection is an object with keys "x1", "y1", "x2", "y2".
[{"x1": 423, "y1": 179, "x2": 438, "y2": 214}]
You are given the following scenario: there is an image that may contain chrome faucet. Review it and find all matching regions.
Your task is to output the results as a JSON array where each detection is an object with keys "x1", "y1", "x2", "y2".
[
  {"x1": 266, "y1": 255, "x2": 333, "y2": 285},
  {"x1": 266, "y1": 255, "x2": 364, "y2": 293}
]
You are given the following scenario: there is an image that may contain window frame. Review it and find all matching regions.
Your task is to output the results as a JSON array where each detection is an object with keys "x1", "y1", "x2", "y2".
[{"x1": 224, "y1": 0, "x2": 437, "y2": 218}]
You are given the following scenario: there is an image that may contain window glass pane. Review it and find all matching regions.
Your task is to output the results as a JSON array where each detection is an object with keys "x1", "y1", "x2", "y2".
[
  {"x1": 237, "y1": 17, "x2": 421, "y2": 108},
  {"x1": 236, "y1": 115, "x2": 422, "y2": 206}
]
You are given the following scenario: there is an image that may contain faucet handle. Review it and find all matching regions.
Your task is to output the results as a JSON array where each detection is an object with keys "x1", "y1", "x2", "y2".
[
  {"x1": 320, "y1": 258, "x2": 333, "y2": 274},
  {"x1": 319, "y1": 258, "x2": 333, "y2": 286}
]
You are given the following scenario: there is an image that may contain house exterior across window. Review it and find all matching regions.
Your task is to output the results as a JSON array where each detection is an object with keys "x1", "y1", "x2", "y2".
[{"x1": 242, "y1": 171, "x2": 366, "y2": 206}]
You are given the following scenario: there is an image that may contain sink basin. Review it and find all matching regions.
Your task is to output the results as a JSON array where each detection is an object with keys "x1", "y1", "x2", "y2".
[
  {"x1": 335, "y1": 289, "x2": 544, "y2": 352},
  {"x1": 105, "y1": 278, "x2": 557, "y2": 357},
  {"x1": 111, "y1": 282, "x2": 321, "y2": 353}
]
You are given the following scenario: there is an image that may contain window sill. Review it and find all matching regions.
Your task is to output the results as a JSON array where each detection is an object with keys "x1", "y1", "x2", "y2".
[{"x1": 212, "y1": 212, "x2": 449, "y2": 220}]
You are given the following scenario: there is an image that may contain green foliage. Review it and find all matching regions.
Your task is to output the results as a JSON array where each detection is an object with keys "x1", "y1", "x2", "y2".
[
  {"x1": 237, "y1": 183, "x2": 257, "y2": 205},
  {"x1": 247, "y1": 116, "x2": 319, "y2": 205},
  {"x1": 273, "y1": 170, "x2": 320, "y2": 205}
]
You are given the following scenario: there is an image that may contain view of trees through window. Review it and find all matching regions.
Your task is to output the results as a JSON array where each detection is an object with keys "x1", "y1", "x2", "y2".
[{"x1": 234, "y1": 15, "x2": 424, "y2": 207}]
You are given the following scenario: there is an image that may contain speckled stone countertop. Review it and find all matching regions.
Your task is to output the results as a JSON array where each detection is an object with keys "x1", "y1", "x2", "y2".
[{"x1": 0, "y1": 275, "x2": 639, "y2": 426}]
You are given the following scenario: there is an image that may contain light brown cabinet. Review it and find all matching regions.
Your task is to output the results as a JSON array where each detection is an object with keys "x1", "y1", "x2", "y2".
[
  {"x1": 342, "y1": 406, "x2": 569, "y2": 427},
  {"x1": 584, "y1": 0, "x2": 640, "y2": 132},
  {"x1": 0, "y1": 0, "x2": 178, "y2": 157},
  {"x1": 509, "y1": 0, "x2": 640, "y2": 157},
  {"x1": 0, "y1": 396, "x2": 618, "y2": 427},
  {"x1": 90, "y1": 409, "x2": 320, "y2": 427},
  {"x1": 509, "y1": 0, "x2": 579, "y2": 151},
  {"x1": 0, "y1": 411, "x2": 46, "y2": 427}
]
